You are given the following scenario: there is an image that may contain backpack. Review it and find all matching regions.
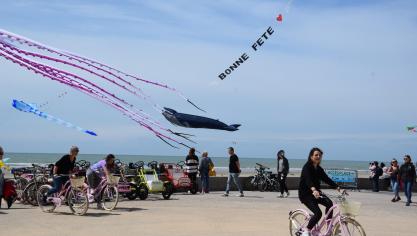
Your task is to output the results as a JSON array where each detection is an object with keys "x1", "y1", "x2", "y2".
[{"x1": 376, "y1": 167, "x2": 383, "y2": 177}]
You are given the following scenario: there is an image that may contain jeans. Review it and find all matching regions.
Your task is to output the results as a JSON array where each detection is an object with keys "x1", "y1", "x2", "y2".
[
  {"x1": 86, "y1": 169, "x2": 102, "y2": 189},
  {"x1": 200, "y1": 173, "x2": 210, "y2": 193},
  {"x1": 278, "y1": 172, "x2": 288, "y2": 195},
  {"x1": 47, "y1": 176, "x2": 69, "y2": 196},
  {"x1": 226, "y1": 173, "x2": 243, "y2": 194},
  {"x1": 390, "y1": 179, "x2": 399, "y2": 198},
  {"x1": 301, "y1": 195, "x2": 334, "y2": 230},
  {"x1": 404, "y1": 180, "x2": 413, "y2": 204}
]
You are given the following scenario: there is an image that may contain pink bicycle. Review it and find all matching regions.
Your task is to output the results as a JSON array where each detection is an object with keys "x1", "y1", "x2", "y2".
[
  {"x1": 36, "y1": 175, "x2": 89, "y2": 216},
  {"x1": 86, "y1": 175, "x2": 119, "y2": 211},
  {"x1": 289, "y1": 192, "x2": 366, "y2": 236}
]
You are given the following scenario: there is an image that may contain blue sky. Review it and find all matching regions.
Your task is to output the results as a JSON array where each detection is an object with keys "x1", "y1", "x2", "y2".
[{"x1": 0, "y1": 0, "x2": 416, "y2": 161}]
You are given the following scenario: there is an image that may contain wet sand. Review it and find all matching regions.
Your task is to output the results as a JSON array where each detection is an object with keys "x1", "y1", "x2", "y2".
[{"x1": 1, "y1": 190, "x2": 416, "y2": 236}]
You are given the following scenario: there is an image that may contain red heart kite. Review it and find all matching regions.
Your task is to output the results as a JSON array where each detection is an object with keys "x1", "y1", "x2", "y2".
[{"x1": 277, "y1": 14, "x2": 283, "y2": 22}]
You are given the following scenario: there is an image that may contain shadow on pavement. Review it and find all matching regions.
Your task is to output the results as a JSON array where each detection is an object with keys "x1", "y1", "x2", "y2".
[
  {"x1": 115, "y1": 207, "x2": 147, "y2": 212},
  {"x1": 54, "y1": 211, "x2": 121, "y2": 217}
]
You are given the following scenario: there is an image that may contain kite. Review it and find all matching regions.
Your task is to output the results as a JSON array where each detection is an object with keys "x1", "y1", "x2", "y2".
[
  {"x1": 276, "y1": 14, "x2": 283, "y2": 22},
  {"x1": 162, "y1": 108, "x2": 241, "y2": 131},
  {"x1": 0, "y1": 29, "x2": 203, "y2": 148},
  {"x1": 407, "y1": 126, "x2": 417, "y2": 133},
  {"x1": 12, "y1": 99, "x2": 97, "y2": 136}
]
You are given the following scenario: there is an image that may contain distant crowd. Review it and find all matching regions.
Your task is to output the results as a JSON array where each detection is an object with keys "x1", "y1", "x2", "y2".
[{"x1": 369, "y1": 156, "x2": 416, "y2": 206}]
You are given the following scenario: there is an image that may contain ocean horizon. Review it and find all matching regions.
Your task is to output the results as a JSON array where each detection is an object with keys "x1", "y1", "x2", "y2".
[{"x1": 3, "y1": 152, "x2": 377, "y2": 171}]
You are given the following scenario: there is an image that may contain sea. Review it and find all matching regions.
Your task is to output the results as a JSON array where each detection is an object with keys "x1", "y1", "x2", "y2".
[{"x1": 3, "y1": 152, "x2": 373, "y2": 174}]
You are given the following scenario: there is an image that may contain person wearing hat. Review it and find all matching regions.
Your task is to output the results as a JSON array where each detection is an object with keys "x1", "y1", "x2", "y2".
[
  {"x1": 387, "y1": 158, "x2": 400, "y2": 202},
  {"x1": 45, "y1": 146, "x2": 79, "y2": 199},
  {"x1": 277, "y1": 150, "x2": 290, "y2": 198},
  {"x1": 399, "y1": 155, "x2": 416, "y2": 206}
]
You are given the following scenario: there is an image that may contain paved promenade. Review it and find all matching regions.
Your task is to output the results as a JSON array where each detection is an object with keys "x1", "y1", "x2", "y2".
[{"x1": 1, "y1": 190, "x2": 416, "y2": 236}]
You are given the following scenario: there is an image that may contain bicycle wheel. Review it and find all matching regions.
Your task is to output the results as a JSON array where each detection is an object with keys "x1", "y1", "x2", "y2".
[
  {"x1": 162, "y1": 182, "x2": 174, "y2": 200},
  {"x1": 289, "y1": 210, "x2": 310, "y2": 236},
  {"x1": 15, "y1": 177, "x2": 29, "y2": 203},
  {"x1": 67, "y1": 187, "x2": 89, "y2": 216},
  {"x1": 257, "y1": 179, "x2": 267, "y2": 192},
  {"x1": 332, "y1": 217, "x2": 366, "y2": 236},
  {"x1": 101, "y1": 185, "x2": 119, "y2": 211},
  {"x1": 36, "y1": 185, "x2": 56, "y2": 213},
  {"x1": 23, "y1": 182, "x2": 39, "y2": 206}
]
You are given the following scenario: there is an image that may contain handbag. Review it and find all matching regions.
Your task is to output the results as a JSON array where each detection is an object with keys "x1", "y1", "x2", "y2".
[{"x1": 208, "y1": 163, "x2": 216, "y2": 177}]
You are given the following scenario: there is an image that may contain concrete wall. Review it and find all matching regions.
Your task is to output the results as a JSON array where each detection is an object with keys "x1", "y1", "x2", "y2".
[{"x1": 195, "y1": 176, "x2": 417, "y2": 192}]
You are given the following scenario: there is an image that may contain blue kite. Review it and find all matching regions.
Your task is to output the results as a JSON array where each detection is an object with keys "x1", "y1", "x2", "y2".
[{"x1": 12, "y1": 99, "x2": 97, "y2": 136}]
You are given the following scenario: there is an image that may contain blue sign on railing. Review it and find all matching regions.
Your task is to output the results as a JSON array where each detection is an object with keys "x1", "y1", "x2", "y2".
[{"x1": 325, "y1": 169, "x2": 357, "y2": 183}]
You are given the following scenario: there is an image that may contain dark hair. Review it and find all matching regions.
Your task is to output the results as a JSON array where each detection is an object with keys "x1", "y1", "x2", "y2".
[
  {"x1": 106, "y1": 154, "x2": 116, "y2": 170},
  {"x1": 405, "y1": 155, "x2": 411, "y2": 159},
  {"x1": 380, "y1": 162, "x2": 385, "y2": 168},
  {"x1": 277, "y1": 150, "x2": 285, "y2": 157},
  {"x1": 228, "y1": 147, "x2": 234, "y2": 152},
  {"x1": 307, "y1": 147, "x2": 323, "y2": 164},
  {"x1": 189, "y1": 148, "x2": 195, "y2": 155}
]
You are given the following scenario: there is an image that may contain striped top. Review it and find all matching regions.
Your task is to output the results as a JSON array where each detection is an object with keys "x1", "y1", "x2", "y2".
[{"x1": 185, "y1": 155, "x2": 199, "y2": 174}]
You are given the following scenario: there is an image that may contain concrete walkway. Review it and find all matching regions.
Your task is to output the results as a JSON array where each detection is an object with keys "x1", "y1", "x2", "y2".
[{"x1": 1, "y1": 190, "x2": 416, "y2": 236}]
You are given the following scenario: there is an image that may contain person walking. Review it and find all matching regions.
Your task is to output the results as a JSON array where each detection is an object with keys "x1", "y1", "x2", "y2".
[
  {"x1": 277, "y1": 150, "x2": 290, "y2": 198},
  {"x1": 223, "y1": 147, "x2": 244, "y2": 197},
  {"x1": 185, "y1": 148, "x2": 199, "y2": 189},
  {"x1": 199, "y1": 151, "x2": 213, "y2": 194},
  {"x1": 387, "y1": 159, "x2": 400, "y2": 202},
  {"x1": 399, "y1": 155, "x2": 416, "y2": 206}
]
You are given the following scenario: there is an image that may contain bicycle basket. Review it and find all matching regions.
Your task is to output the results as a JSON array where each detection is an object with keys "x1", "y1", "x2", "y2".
[
  {"x1": 70, "y1": 177, "x2": 85, "y2": 188},
  {"x1": 339, "y1": 200, "x2": 361, "y2": 216},
  {"x1": 107, "y1": 175, "x2": 120, "y2": 186}
]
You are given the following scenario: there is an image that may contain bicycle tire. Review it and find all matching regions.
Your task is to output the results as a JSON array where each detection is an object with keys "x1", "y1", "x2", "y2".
[
  {"x1": 101, "y1": 185, "x2": 119, "y2": 211},
  {"x1": 15, "y1": 177, "x2": 29, "y2": 203},
  {"x1": 23, "y1": 182, "x2": 39, "y2": 206},
  {"x1": 289, "y1": 210, "x2": 310, "y2": 236},
  {"x1": 162, "y1": 182, "x2": 173, "y2": 200},
  {"x1": 332, "y1": 217, "x2": 366, "y2": 236},
  {"x1": 36, "y1": 185, "x2": 56, "y2": 213},
  {"x1": 68, "y1": 187, "x2": 89, "y2": 216}
]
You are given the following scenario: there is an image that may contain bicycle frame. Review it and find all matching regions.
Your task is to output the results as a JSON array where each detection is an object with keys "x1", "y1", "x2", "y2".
[
  {"x1": 291, "y1": 199, "x2": 355, "y2": 236},
  {"x1": 49, "y1": 179, "x2": 76, "y2": 207}
]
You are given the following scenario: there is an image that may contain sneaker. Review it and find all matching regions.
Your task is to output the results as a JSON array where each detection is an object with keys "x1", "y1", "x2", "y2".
[
  {"x1": 397, "y1": 197, "x2": 401, "y2": 201},
  {"x1": 391, "y1": 198, "x2": 396, "y2": 202},
  {"x1": 223, "y1": 193, "x2": 229, "y2": 197},
  {"x1": 237, "y1": 193, "x2": 244, "y2": 197},
  {"x1": 285, "y1": 192, "x2": 290, "y2": 198},
  {"x1": 406, "y1": 202, "x2": 410, "y2": 206},
  {"x1": 87, "y1": 194, "x2": 95, "y2": 203},
  {"x1": 278, "y1": 194, "x2": 284, "y2": 198}
]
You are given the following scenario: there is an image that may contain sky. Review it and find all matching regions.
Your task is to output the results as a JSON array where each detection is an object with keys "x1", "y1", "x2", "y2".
[{"x1": 0, "y1": 0, "x2": 416, "y2": 161}]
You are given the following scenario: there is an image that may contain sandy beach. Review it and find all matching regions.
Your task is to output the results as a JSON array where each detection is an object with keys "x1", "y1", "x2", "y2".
[{"x1": 1, "y1": 190, "x2": 416, "y2": 236}]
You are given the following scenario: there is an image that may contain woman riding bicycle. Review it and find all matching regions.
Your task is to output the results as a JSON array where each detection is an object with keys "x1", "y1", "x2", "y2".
[
  {"x1": 299, "y1": 147, "x2": 342, "y2": 236},
  {"x1": 86, "y1": 154, "x2": 116, "y2": 196}
]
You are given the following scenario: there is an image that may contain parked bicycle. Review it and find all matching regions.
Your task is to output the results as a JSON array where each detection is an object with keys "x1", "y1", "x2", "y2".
[
  {"x1": 22, "y1": 164, "x2": 52, "y2": 206},
  {"x1": 250, "y1": 163, "x2": 279, "y2": 192},
  {"x1": 289, "y1": 192, "x2": 366, "y2": 236},
  {"x1": 36, "y1": 174, "x2": 89, "y2": 216}
]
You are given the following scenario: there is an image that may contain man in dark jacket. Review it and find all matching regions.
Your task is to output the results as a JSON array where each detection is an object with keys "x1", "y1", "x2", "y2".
[
  {"x1": 277, "y1": 150, "x2": 290, "y2": 198},
  {"x1": 399, "y1": 155, "x2": 416, "y2": 206}
]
